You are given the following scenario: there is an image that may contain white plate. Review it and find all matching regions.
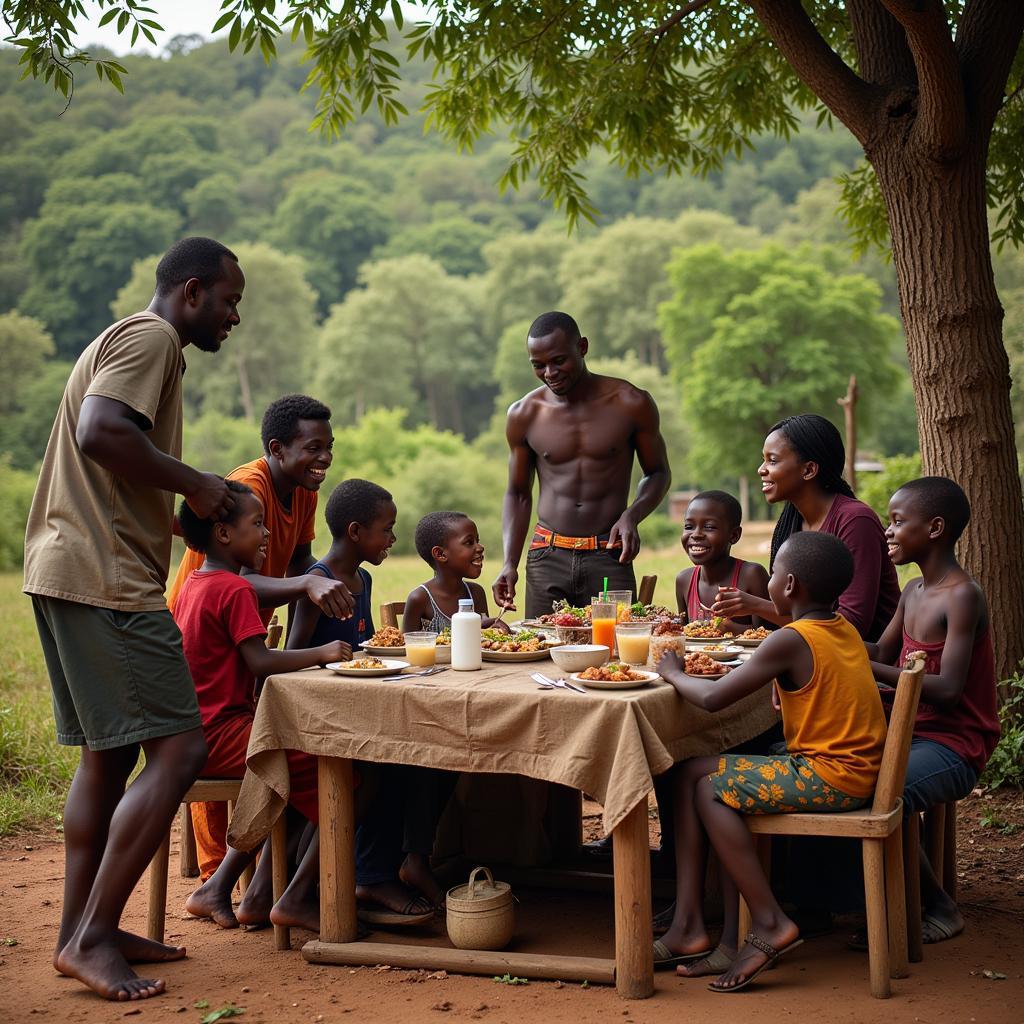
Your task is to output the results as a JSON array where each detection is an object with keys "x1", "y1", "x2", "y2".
[
  {"x1": 683, "y1": 634, "x2": 735, "y2": 644},
  {"x1": 359, "y1": 643, "x2": 407, "y2": 656},
  {"x1": 570, "y1": 669, "x2": 659, "y2": 690},
  {"x1": 683, "y1": 667, "x2": 733, "y2": 680},
  {"x1": 733, "y1": 636, "x2": 767, "y2": 647},
  {"x1": 482, "y1": 642, "x2": 561, "y2": 663},
  {"x1": 687, "y1": 644, "x2": 744, "y2": 662},
  {"x1": 327, "y1": 658, "x2": 409, "y2": 677}
]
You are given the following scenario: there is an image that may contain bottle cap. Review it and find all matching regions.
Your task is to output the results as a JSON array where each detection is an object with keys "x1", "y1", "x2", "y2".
[{"x1": 458, "y1": 599, "x2": 474, "y2": 612}]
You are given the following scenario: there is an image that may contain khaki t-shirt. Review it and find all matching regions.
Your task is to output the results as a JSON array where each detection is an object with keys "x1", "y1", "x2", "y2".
[{"x1": 23, "y1": 312, "x2": 185, "y2": 612}]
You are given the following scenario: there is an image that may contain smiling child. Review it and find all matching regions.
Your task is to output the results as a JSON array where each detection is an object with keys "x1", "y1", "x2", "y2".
[{"x1": 674, "y1": 490, "x2": 770, "y2": 631}]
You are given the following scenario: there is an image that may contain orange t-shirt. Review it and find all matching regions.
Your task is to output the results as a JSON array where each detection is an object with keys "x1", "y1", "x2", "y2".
[
  {"x1": 778, "y1": 615, "x2": 887, "y2": 798},
  {"x1": 166, "y1": 457, "x2": 318, "y2": 625}
]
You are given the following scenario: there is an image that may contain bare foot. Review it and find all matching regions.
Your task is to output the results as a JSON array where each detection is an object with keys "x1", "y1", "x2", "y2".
[
  {"x1": 710, "y1": 917, "x2": 800, "y2": 992},
  {"x1": 922, "y1": 905, "x2": 964, "y2": 943},
  {"x1": 398, "y1": 853, "x2": 443, "y2": 908},
  {"x1": 56, "y1": 938, "x2": 165, "y2": 1001},
  {"x1": 184, "y1": 883, "x2": 239, "y2": 929},
  {"x1": 235, "y1": 885, "x2": 273, "y2": 930},
  {"x1": 355, "y1": 880, "x2": 432, "y2": 915},
  {"x1": 269, "y1": 896, "x2": 319, "y2": 935},
  {"x1": 54, "y1": 930, "x2": 185, "y2": 973}
]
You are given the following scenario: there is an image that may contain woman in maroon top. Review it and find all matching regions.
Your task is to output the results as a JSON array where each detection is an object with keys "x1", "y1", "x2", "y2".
[{"x1": 713, "y1": 414, "x2": 900, "y2": 641}]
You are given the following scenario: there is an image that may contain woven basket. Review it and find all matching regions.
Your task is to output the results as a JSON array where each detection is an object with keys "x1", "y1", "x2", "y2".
[{"x1": 446, "y1": 866, "x2": 514, "y2": 950}]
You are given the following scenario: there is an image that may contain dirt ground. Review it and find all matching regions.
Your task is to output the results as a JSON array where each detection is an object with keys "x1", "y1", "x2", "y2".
[{"x1": 1, "y1": 789, "x2": 1022, "y2": 1024}]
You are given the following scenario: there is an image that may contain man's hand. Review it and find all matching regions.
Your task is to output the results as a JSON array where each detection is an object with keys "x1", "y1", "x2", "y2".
[
  {"x1": 185, "y1": 472, "x2": 235, "y2": 520},
  {"x1": 319, "y1": 640, "x2": 352, "y2": 664},
  {"x1": 492, "y1": 567, "x2": 518, "y2": 611},
  {"x1": 305, "y1": 575, "x2": 355, "y2": 619},
  {"x1": 607, "y1": 512, "x2": 640, "y2": 564}
]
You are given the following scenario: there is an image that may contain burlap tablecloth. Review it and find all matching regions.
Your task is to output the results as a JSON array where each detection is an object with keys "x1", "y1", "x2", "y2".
[{"x1": 228, "y1": 663, "x2": 779, "y2": 851}]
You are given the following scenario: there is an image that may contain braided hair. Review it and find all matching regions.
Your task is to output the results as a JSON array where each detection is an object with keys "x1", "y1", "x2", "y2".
[{"x1": 768, "y1": 414, "x2": 855, "y2": 570}]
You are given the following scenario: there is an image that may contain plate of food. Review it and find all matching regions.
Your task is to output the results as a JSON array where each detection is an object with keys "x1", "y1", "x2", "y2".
[
  {"x1": 570, "y1": 663, "x2": 659, "y2": 690},
  {"x1": 481, "y1": 628, "x2": 563, "y2": 662},
  {"x1": 682, "y1": 650, "x2": 733, "y2": 680},
  {"x1": 683, "y1": 618, "x2": 735, "y2": 641},
  {"x1": 733, "y1": 626, "x2": 772, "y2": 647},
  {"x1": 360, "y1": 625, "x2": 407, "y2": 656},
  {"x1": 687, "y1": 643, "x2": 744, "y2": 662},
  {"x1": 327, "y1": 657, "x2": 409, "y2": 677}
]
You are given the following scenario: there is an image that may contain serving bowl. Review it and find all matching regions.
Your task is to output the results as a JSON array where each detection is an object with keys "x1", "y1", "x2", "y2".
[{"x1": 549, "y1": 644, "x2": 609, "y2": 673}]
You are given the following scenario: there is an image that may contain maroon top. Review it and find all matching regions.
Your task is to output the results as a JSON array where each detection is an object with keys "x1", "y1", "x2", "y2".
[
  {"x1": 685, "y1": 559, "x2": 745, "y2": 623},
  {"x1": 898, "y1": 625, "x2": 1000, "y2": 774},
  {"x1": 819, "y1": 494, "x2": 900, "y2": 642}
]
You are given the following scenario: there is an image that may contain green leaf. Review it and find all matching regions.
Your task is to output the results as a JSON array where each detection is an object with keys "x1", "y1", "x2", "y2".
[
  {"x1": 97, "y1": 9, "x2": 119, "y2": 27},
  {"x1": 228, "y1": 17, "x2": 242, "y2": 51},
  {"x1": 199, "y1": 1005, "x2": 245, "y2": 1023},
  {"x1": 211, "y1": 12, "x2": 234, "y2": 33}
]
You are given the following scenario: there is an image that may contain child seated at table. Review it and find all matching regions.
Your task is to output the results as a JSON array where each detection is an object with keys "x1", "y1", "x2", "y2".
[
  {"x1": 288, "y1": 480, "x2": 443, "y2": 921},
  {"x1": 403, "y1": 511, "x2": 509, "y2": 633},
  {"x1": 655, "y1": 531, "x2": 886, "y2": 992},
  {"x1": 674, "y1": 490, "x2": 771, "y2": 630},
  {"x1": 174, "y1": 481, "x2": 350, "y2": 933},
  {"x1": 863, "y1": 477, "x2": 999, "y2": 946}
]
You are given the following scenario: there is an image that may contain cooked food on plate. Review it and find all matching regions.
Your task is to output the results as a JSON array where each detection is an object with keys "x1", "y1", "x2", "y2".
[
  {"x1": 737, "y1": 626, "x2": 771, "y2": 640},
  {"x1": 683, "y1": 618, "x2": 734, "y2": 639},
  {"x1": 341, "y1": 657, "x2": 386, "y2": 670},
  {"x1": 684, "y1": 651, "x2": 726, "y2": 676},
  {"x1": 577, "y1": 662, "x2": 648, "y2": 682},
  {"x1": 367, "y1": 625, "x2": 404, "y2": 647},
  {"x1": 652, "y1": 618, "x2": 687, "y2": 636},
  {"x1": 436, "y1": 628, "x2": 451, "y2": 646},
  {"x1": 481, "y1": 628, "x2": 545, "y2": 652}
]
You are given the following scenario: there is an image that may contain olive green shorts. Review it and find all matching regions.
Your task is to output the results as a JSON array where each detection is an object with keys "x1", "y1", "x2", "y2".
[{"x1": 31, "y1": 596, "x2": 201, "y2": 751}]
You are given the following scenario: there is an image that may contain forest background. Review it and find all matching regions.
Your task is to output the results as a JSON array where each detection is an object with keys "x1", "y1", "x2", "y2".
[{"x1": 2, "y1": 28, "x2": 1024, "y2": 571}]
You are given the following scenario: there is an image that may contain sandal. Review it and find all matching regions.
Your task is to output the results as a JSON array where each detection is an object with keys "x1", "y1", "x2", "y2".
[
  {"x1": 676, "y1": 945, "x2": 735, "y2": 978},
  {"x1": 652, "y1": 902, "x2": 675, "y2": 935},
  {"x1": 653, "y1": 938, "x2": 712, "y2": 969},
  {"x1": 708, "y1": 931, "x2": 803, "y2": 993},
  {"x1": 356, "y1": 895, "x2": 435, "y2": 927}
]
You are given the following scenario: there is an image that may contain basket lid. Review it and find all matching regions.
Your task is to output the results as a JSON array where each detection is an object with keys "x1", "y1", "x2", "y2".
[{"x1": 446, "y1": 866, "x2": 512, "y2": 912}]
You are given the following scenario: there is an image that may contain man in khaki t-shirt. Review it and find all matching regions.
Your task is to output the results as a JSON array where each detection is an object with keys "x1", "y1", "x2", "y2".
[{"x1": 24, "y1": 237, "x2": 243, "y2": 1004}]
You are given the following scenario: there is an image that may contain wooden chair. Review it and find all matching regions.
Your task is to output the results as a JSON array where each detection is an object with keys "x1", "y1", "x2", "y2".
[
  {"x1": 379, "y1": 601, "x2": 405, "y2": 630},
  {"x1": 904, "y1": 798, "x2": 958, "y2": 962},
  {"x1": 738, "y1": 657, "x2": 925, "y2": 998},
  {"x1": 637, "y1": 575, "x2": 657, "y2": 606}
]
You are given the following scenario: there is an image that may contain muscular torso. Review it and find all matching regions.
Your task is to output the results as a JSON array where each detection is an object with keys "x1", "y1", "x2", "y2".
[{"x1": 520, "y1": 379, "x2": 639, "y2": 535}]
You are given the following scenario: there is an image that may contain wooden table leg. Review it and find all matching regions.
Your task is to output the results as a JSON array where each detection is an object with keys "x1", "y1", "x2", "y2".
[
  {"x1": 612, "y1": 801, "x2": 654, "y2": 999},
  {"x1": 319, "y1": 756, "x2": 358, "y2": 944},
  {"x1": 271, "y1": 812, "x2": 291, "y2": 951}
]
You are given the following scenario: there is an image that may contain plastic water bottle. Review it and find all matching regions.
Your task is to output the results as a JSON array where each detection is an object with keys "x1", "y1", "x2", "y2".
[{"x1": 451, "y1": 598, "x2": 482, "y2": 671}]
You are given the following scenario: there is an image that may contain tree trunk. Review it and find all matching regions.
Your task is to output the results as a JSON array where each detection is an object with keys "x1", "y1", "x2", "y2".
[{"x1": 873, "y1": 141, "x2": 1024, "y2": 681}]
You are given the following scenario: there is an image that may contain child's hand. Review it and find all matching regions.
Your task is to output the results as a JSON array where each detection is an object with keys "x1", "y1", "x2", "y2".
[
  {"x1": 305, "y1": 575, "x2": 355, "y2": 619},
  {"x1": 321, "y1": 640, "x2": 352, "y2": 664},
  {"x1": 712, "y1": 586, "x2": 758, "y2": 619},
  {"x1": 657, "y1": 649, "x2": 683, "y2": 679}
]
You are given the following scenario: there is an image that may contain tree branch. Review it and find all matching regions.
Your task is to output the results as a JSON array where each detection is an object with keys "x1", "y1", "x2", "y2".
[
  {"x1": 653, "y1": 1, "x2": 715, "y2": 36},
  {"x1": 846, "y1": 0, "x2": 916, "y2": 88},
  {"x1": 957, "y1": 0, "x2": 1024, "y2": 134},
  {"x1": 747, "y1": 0, "x2": 878, "y2": 146},
  {"x1": 876, "y1": 0, "x2": 966, "y2": 159}
]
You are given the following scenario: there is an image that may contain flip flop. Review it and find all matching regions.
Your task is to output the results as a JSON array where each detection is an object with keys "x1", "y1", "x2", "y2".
[
  {"x1": 356, "y1": 896, "x2": 435, "y2": 928},
  {"x1": 708, "y1": 932, "x2": 803, "y2": 993},
  {"x1": 653, "y1": 938, "x2": 713, "y2": 969},
  {"x1": 922, "y1": 913, "x2": 963, "y2": 944},
  {"x1": 676, "y1": 945, "x2": 734, "y2": 978}
]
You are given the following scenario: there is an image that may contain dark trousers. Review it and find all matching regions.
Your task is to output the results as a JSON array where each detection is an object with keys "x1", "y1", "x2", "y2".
[{"x1": 524, "y1": 545, "x2": 637, "y2": 620}]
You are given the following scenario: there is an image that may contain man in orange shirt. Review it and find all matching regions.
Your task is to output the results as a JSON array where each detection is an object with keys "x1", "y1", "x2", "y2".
[{"x1": 168, "y1": 393, "x2": 353, "y2": 880}]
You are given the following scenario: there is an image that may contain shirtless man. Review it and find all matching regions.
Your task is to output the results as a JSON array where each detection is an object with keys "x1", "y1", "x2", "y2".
[{"x1": 492, "y1": 311, "x2": 671, "y2": 619}]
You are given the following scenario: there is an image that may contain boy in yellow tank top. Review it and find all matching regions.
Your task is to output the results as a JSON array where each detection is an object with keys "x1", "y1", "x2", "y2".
[{"x1": 653, "y1": 532, "x2": 886, "y2": 992}]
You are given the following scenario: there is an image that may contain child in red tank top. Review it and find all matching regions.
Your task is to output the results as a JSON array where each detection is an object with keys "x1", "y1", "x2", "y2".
[
  {"x1": 674, "y1": 491, "x2": 771, "y2": 630},
  {"x1": 867, "y1": 477, "x2": 999, "y2": 948}
]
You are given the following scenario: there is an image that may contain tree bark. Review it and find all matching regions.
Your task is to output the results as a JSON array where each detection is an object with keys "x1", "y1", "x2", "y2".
[{"x1": 873, "y1": 139, "x2": 1024, "y2": 681}]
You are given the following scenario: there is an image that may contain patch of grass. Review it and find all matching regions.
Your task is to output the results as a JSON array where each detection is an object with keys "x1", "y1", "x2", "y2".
[
  {"x1": 979, "y1": 811, "x2": 1020, "y2": 836},
  {"x1": 0, "y1": 573, "x2": 76, "y2": 835}
]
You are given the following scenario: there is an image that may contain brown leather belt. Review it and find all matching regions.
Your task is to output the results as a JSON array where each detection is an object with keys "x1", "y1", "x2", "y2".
[{"x1": 529, "y1": 524, "x2": 619, "y2": 551}]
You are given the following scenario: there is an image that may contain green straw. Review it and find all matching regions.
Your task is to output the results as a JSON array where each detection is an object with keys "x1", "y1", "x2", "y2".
[{"x1": 603, "y1": 577, "x2": 608, "y2": 600}]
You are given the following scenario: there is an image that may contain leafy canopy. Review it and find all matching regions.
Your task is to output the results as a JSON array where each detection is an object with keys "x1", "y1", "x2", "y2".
[{"x1": 6, "y1": 2, "x2": 1022, "y2": 246}]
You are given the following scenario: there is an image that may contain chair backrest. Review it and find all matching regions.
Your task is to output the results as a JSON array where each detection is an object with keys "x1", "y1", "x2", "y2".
[
  {"x1": 379, "y1": 601, "x2": 405, "y2": 630},
  {"x1": 870, "y1": 656, "x2": 925, "y2": 815},
  {"x1": 266, "y1": 614, "x2": 284, "y2": 650},
  {"x1": 638, "y1": 575, "x2": 657, "y2": 606}
]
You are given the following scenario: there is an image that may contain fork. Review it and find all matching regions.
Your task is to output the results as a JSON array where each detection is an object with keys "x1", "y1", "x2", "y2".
[
  {"x1": 532, "y1": 672, "x2": 588, "y2": 694},
  {"x1": 381, "y1": 666, "x2": 449, "y2": 682}
]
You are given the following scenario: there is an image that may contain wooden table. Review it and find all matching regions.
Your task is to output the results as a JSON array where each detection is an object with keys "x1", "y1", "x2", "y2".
[{"x1": 231, "y1": 662, "x2": 778, "y2": 999}]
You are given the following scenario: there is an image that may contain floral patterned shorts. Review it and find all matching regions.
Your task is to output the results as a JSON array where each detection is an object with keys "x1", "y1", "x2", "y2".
[{"x1": 709, "y1": 753, "x2": 869, "y2": 815}]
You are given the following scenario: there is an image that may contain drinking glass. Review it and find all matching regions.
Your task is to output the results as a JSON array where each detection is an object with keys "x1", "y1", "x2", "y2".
[
  {"x1": 404, "y1": 631, "x2": 438, "y2": 667},
  {"x1": 591, "y1": 600, "x2": 617, "y2": 655},
  {"x1": 615, "y1": 621, "x2": 652, "y2": 666}
]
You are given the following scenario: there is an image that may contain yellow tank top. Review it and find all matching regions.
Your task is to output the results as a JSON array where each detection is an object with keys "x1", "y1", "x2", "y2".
[{"x1": 778, "y1": 615, "x2": 887, "y2": 798}]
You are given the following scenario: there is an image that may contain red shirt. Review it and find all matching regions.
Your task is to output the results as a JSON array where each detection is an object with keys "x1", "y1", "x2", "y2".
[{"x1": 173, "y1": 570, "x2": 267, "y2": 731}]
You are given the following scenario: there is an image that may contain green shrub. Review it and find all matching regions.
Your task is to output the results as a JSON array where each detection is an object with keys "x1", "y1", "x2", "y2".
[
  {"x1": 980, "y1": 665, "x2": 1024, "y2": 790},
  {"x1": 857, "y1": 453, "x2": 923, "y2": 522},
  {"x1": 0, "y1": 458, "x2": 36, "y2": 571}
]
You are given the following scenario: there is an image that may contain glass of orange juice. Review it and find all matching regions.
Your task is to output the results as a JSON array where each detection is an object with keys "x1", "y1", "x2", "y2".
[
  {"x1": 404, "y1": 631, "x2": 437, "y2": 667},
  {"x1": 615, "y1": 621, "x2": 652, "y2": 666},
  {"x1": 591, "y1": 599, "x2": 617, "y2": 656}
]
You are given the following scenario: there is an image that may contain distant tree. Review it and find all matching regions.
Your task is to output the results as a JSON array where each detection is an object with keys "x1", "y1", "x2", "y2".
[
  {"x1": 660, "y1": 244, "x2": 901, "y2": 481},
  {"x1": 491, "y1": 319, "x2": 543, "y2": 416},
  {"x1": 270, "y1": 176, "x2": 393, "y2": 310},
  {"x1": 184, "y1": 173, "x2": 244, "y2": 238},
  {"x1": 373, "y1": 216, "x2": 496, "y2": 276},
  {"x1": 19, "y1": 200, "x2": 179, "y2": 356},
  {"x1": 112, "y1": 242, "x2": 320, "y2": 421}
]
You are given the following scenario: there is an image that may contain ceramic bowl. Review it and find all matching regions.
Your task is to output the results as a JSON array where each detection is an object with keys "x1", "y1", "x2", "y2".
[{"x1": 549, "y1": 644, "x2": 609, "y2": 673}]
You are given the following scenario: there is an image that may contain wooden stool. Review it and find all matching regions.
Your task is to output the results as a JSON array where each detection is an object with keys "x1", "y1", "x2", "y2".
[
  {"x1": 905, "y1": 799, "x2": 957, "y2": 962},
  {"x1": 147, "y1": 778, "x2": 291, "y2": 951}
]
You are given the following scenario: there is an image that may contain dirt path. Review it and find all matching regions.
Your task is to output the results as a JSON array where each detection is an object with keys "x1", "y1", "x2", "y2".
[{"x1": 1, "y1": 791, "x2": 1022, "y2": 1024}]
